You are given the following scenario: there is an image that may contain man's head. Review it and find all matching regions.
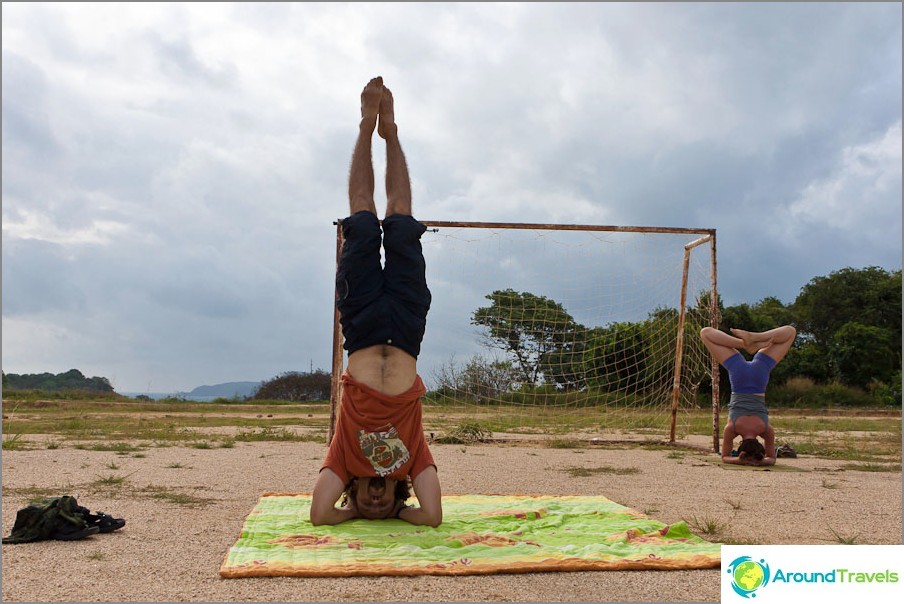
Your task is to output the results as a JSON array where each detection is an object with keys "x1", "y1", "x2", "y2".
[
  {"x1": 737, "y1": 438, "x2": 766, "y2": 464},
  {"x1": 343, "y1": 476, "x2": 411, "y2": 519}
]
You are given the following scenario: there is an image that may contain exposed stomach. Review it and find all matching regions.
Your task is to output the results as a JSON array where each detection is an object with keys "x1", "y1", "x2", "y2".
[{"x1": 347, "y1": 344, "x2": 417, "y2": 396}]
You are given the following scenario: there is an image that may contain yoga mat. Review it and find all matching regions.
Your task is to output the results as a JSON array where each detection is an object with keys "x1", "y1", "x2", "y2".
[{"x1": 220, "y1": 493, "x2": 721, "y2": 578}]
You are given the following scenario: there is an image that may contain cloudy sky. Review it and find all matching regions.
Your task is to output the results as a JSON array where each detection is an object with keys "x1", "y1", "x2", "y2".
[{"x1": 2, "y1": 2, "x2": 901, "y2": 394}]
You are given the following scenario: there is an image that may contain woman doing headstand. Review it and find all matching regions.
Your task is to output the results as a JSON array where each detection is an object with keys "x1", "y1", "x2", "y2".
[{"x1": 700, "y1": 325, "x2": 797, "y2": 466}]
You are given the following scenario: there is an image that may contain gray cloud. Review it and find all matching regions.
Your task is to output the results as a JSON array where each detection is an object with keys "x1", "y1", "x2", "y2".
[{"x1": 2, "y1": 2, "x2": 900, "y2": 392}]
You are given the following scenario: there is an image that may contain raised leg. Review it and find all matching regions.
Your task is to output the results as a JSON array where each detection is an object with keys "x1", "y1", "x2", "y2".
[
  {"x1": 378, "y1": 86, "x2": 412, "y2": 217},
  {"x1": 699, "y1": 326, "x2": 744, "y2": 364},
  {"x1": 348, "y1": 77, "x2": 383, "y2": 215},
  {"x1": 730, "y1": 325, "x2": 797, "y2": 363}
]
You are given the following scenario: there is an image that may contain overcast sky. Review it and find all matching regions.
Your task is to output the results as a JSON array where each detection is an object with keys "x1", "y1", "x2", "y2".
[{"x1": 2, "y1": 2, "x2": 901, "y2": 394}]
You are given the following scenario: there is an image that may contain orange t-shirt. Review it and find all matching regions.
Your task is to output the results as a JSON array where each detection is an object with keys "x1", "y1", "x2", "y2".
[{"x1": 321, "y1": 370, "x2": 436, "y2": 485}]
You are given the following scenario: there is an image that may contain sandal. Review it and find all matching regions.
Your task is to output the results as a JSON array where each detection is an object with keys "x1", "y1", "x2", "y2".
[
  {"x1": 90, "y1": 511, "x2": 126, "y2": 533},
  {"x1": 776, "y1": 444, "x2": 798, "y2": 458},
  {"x1": 75, "y1": 505, "x2": 126, "y2": 533},
  {"x1": 51, "y1": 523, "x2": 100, "y2": 541}
]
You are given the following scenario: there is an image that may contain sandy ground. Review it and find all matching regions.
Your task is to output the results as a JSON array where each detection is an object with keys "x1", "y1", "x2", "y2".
[{"x1": 1, "y1": 438, "x2": 902, "y2": 603}]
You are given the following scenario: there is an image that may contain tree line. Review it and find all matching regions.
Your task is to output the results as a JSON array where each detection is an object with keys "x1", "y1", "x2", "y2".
[
  {"x1": 434, "y1": 265, "x2": 901, "y2": 405},
  {"x1": 2, "y1": 369, "x2": 115, "y2": 393},
  {"x1": 4, "y1": 266, "x2": 898, "y2": 405}
]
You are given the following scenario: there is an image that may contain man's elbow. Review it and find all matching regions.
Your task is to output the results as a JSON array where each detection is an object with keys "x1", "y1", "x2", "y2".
[
  {"x1": 425, "y1": 509, "x2": 442, "y2": 528},
  {"x1": 309, "y1": 507, "x2": 328, "y2": 526}
]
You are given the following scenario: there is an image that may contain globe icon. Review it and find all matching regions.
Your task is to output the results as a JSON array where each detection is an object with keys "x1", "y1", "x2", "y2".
[{"x1": 733, "y1": 560, "x2": 765, "y2": 592}]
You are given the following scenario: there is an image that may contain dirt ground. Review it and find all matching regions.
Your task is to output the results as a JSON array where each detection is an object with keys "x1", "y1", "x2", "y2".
[{"x1": 1, "y1": 437, "x2": 902, "y2": 602}]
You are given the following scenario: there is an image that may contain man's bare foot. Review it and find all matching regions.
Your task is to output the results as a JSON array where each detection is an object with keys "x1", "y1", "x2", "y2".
[
  {"x1": 377, "y1": 86, "x2": 398, "y2": 140},
  {"x1": 730, "y1": 328, "x2": 773, "y2": 354},
  {"x1": 360, "y1": 77, "x2": 383, "y2": 127}
]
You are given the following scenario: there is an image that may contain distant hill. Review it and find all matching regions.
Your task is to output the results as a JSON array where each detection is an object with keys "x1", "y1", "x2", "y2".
[{"x1": 188, "y1": 381, "x2": 261, "y2": 398}]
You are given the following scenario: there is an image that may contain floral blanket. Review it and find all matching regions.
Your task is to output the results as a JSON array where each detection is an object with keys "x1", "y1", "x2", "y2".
[{"x1": 220, "y1": 493, "x2": 721, "y2": 578}]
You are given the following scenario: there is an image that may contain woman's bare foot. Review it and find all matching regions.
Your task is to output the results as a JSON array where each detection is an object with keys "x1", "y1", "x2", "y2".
[
  {"x1": 360, "y1": 77, "x2": 383, "y2": 128},
  {"x1": 377, "y1": 86, "x2": 398, "y2": 140},
  {"x1": 730, "y1": 328, "x2": 774, "y2": 354}
]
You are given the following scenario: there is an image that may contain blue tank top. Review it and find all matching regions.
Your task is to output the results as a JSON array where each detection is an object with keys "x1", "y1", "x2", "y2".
[{"x1": 723, "y1": 352, "x2": 777, "y2": 394}]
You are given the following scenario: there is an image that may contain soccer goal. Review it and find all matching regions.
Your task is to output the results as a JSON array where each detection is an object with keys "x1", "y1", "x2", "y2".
[{"x1": 329, "y1": 220, "x2": 721, "y2": 451}]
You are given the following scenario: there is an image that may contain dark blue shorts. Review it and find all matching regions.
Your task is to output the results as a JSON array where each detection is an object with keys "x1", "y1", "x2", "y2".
[{"x1": 335, "y1": 211, "x2": 431, "y2": 359}]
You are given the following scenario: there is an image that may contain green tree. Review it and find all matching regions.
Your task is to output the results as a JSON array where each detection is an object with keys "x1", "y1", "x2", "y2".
[
  {"x1": 472, "y1": 289, "x2": 583, "y2": 385},
  {"x1": 830, "y1": 322, "x2": 898, "y2": 389},
  {"x1": 431, "y1": 354, "x2": 519, "y2": 403},
  {"x1": 254, "y1": 370, "x2": 331, "y2": 401},
  {"x1": 3, "y1": 369, "x2": 114, "y2": 392},
  {"x1": 792, "y1": 267, "x2": 901, "y2": 386},
  {"x1": 793, "y1": 267, "x2": 901, "y2": 348},
  {"x1": 583, "y1": 322, "x2": 646, "y2": 392}
]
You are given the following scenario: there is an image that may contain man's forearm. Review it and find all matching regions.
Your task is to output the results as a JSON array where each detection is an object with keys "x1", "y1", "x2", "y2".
[
  {"x1": 310, "y1": 506, "x2": 358, "y2": 526},
  {"x1": 397, "y1": 505, "x2": 441, "y2": 527}
]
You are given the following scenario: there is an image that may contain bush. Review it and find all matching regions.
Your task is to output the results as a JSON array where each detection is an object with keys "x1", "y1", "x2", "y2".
[
  {"x1": 253, "y1": 370, "x2": 331, "y2": 402},
  {"x1": 868, "y1": 371, "x2": 903, "y2": 407},
  {"x1": 768, "y1": 380, "x2": 875, "y2": 408}
]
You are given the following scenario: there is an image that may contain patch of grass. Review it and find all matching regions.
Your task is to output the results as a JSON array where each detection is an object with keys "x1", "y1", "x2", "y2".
[
  {"x1": 78, "y1": 442, "x2": 144, "y2": 454},
  {"x1": 233, "y1": 426, "x2": 322, "y2": 442},
  {"x1": 140, "y1": 485, "x2": 215, "y2": 507},
  {"x1": 4, "y1": 486, "x2": 72, "y2": 503},
  {"x1": 106, "y1": 462, "x2": 120, "y2": 470},
  {"x1": 564, "y1": 465, "x2": 641, "y2": 478},
  {"x1": 642, "y1": 507, "x2": 660, "y2": 516},
  {"x1": 686, "y1": 514, "x2": 730, "y2": 536},
  {"x1": 1, "y1": 434, "x2": 30, "y2": 450},
  {"x1": 93, "y1": 472, "x2": 134, "y2": 486},
  {"x1": 724, "y1": 498, "x2": 742, "y2": 511},
  {"x1": 666, "y1": 451, "x2": 685, "y2": 459},
  {"x1": 165, "y1": 462, "x2": 190, "y2": 469},
  {"x1": 546, "y1": 438, "x2": 585, "y2": 449},
  {"x1": 2, "y1": 403, "x2": 29, "y2": 450},
  {"x1": 841, "y1": 462, "x2": 902, "y2": 473},
  {"x1": 87, "y1": 551, "x2": 106, "y2": 561},
  {"x1": 190, "y1": 441, "x2": 214, "y2": 449},
  {"x1": 219, "y1": 439, "x2": 235, "y2": 448},
  {"x1": 828, "y1": 527, "x2": 860, "y2": 544},
  {"x1": 434, "y1": 421, "x2": 491, "y2": 444}
]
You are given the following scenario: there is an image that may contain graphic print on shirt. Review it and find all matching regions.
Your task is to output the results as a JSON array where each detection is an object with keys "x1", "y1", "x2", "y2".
[{"x1": 357, "y1": 424, "x2": 410, "y2": 477}]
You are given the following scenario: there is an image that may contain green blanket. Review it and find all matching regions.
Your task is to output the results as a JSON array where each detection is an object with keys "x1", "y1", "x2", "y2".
[{"x1": 220, "y1": 493, "x2": 721, "y2": 578}]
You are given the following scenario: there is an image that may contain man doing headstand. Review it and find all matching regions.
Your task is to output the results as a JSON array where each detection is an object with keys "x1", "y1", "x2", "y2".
[{"x1": 310, "y1": 77, "x2": 442, "y2": 527}]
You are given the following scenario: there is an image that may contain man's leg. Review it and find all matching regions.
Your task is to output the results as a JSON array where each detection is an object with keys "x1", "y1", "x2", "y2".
[
  {"x1": 348, "y1": 77, "x2": 383, "y2": 216},
  {"x1": 379, "y1": 84, "x2": 430, "y2": 360},
  {"x1": 336, "y1": 79, "x2": 388, "y2": 354},
  {"x1": 378, "y1": 86, "x2": 412, "y2": 217}
]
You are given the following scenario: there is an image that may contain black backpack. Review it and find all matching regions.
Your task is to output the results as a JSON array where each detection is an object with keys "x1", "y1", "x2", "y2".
[{"x1": 2, "y1": 495, "x2": 98, "y2": 544}]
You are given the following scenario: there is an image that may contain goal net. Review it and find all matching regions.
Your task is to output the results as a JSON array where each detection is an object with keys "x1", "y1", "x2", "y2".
[{"x1": 330, "y1": 221, "x2": 719, "y2": 449}]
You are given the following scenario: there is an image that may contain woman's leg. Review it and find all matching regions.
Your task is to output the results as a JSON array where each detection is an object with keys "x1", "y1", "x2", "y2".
[
  {"x1": 730, "y1": 325, "x2": 797, "y2": 364},
  {"x1": 700, "y1": 326, "x2": 744, "y2": 364}
]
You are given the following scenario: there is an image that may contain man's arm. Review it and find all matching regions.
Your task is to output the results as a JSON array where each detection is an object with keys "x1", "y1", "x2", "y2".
[
  {"x1": 398, "y1": 466, "x2": 442, "y2": 527},
  {"x1": 310, "y1": 468, "x2": 359, "y2": 526}
]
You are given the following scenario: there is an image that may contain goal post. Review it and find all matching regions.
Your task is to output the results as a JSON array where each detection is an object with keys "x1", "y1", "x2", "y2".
[{"x1": 330, "y1": 220, "x2": 720, "y2": 451}]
